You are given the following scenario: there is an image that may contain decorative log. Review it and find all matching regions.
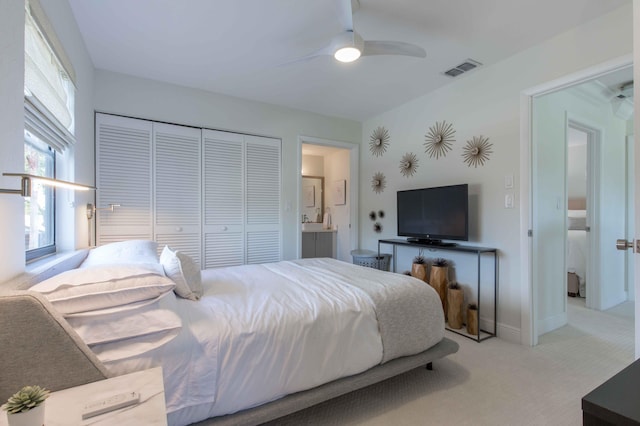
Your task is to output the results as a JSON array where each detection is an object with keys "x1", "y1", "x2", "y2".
[
  {"x1": 466, "y1": 305, "x2": 478, "y2": 335},
  {"x1": 429, "y1": 266, "x2": 448, "y2": 317},
  {"x1": 411, "y1": 263, "x2": 427, "y2": 281},
  {"x1": 447, "y1": 288, "x2": 464, "y2": 329}
]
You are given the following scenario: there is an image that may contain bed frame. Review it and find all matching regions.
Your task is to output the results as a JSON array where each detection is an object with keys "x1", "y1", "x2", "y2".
[
  {"x1": 196, "y1": 337, "x2": 458, "y2": 426},
  {"x1": 0, "y1": 251, "x2": 459, "y2": 426}
]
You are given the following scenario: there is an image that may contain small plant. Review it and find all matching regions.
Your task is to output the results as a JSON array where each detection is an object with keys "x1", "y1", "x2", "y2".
[
  {"x1": 1, "y1": 385, "x2": 50, "y2": 414},
  {"x1": 413, "y1": 249, "x2": 426, "y2": 264},
  {"x1": 448, "y1": 281, "x2": 460, "y2": 290},
  {"x1": 433, "y1": 258, "x2": 448, "y2": 267},
  {"x1": 468, "y1": 302, "x2": 478, "y2": 310}
]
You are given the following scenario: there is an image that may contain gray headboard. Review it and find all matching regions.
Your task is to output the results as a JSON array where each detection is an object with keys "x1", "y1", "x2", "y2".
[{"x1": 0, "y1": 249, "x2": 110, "y2": 402}]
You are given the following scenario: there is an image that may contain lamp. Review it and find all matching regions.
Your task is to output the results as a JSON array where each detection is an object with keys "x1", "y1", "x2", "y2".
[
  {"x1": 0, "y1": 172, "x2": 95, "y2": 197},
  {"x1": 333, "y1": 31, "x2": 363, "y2": 63}
]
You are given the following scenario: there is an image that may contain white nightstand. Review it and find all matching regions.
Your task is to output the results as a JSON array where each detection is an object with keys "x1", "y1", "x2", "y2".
[{"x1": 0, "y1": 367, "x2": 166, "y2": 426}]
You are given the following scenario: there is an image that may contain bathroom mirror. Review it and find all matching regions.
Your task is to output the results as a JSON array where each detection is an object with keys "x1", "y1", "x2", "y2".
[{"x1": 301, "y1": 176, "x2": 324, "y2": 222}]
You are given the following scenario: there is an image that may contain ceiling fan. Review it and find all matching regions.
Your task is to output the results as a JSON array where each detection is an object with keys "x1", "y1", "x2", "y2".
[{"x1": 295, "y1": 0, "x2": 426, "y2": 63}]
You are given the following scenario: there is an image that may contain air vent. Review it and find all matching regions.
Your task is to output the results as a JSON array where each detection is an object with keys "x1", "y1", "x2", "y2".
[{"x1": 443, "y1": 59, "x2": 483, "y2": 78}]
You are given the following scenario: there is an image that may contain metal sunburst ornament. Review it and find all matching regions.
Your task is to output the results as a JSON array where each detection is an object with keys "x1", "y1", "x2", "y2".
[
  {"x1": 369, "y1": 211, "x2": 377, "y2": 221},
  {"x1": 374, "y1": 222, "x2": 383, "y2": 233},
  {"x1": 371, "y1": 172, "x2": 386, "y2": 194},
  {"x1": 462, "y1": 135, "x2": 493, "y2": 168},
  {"x1": 399, "y1": 152, "x2": 418, "y2": 178},
  {"x1": 369, "y1": 126, "x2": 390, "y2": 157},
  {"x1": 424, "y1": 120, "x2": 455, "y2": 159}
]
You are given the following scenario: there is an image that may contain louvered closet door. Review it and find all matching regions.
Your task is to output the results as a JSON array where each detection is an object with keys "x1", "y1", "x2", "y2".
[
  {"x1": 153, "y1": 123, "x2": 202, "y2": 266},
  {"x1": 96, "y1": 113, "x2": 153, "y2": 245},
  {"x1": 202, "y1": 129, "x2": 245, "y2": 268},
  {"x1": 245, "y1": 135, "x2": 282, "y2": 264}
]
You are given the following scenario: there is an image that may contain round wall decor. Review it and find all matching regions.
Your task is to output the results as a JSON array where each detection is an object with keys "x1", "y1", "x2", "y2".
[
  {"x1": 371, "y1": 172, "x2": 386, "y2": 194},
  {"x1": 462, "y1": 135, "x2": 493, "y2": 167},
  {"x1": 369, "y1": 211, "x2": 377, "y2": 221},
  {"x1": 399, "y1": 152, "x2": 419, "y2": 177},
  {"x1": 369, "y1": 126, "x2": 390, "y2": 157},
  {"x1": 374, "y1": 222, "x2": 383, "y2": 233},
  {"x1": 424, "y1": 120, "x2": 455, "y2": 159}
]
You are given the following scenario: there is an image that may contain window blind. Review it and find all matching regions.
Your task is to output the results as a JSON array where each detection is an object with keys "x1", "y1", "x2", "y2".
[{"x1": 24, "y1": 0, "x2": 76, "y2": 152}]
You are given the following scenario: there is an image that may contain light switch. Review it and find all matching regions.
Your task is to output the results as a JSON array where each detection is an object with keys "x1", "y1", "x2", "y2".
[
  {"x1": 504, "y1": 174, "x2": 514, "y2": 189},
  {"x1": 505, "y1": 193, "x2": 514, "y2": 209}
]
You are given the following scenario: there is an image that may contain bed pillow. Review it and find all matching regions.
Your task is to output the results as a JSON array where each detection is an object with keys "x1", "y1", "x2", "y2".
[
  {"x1": 160, "y1": 245, "x2": 203, "y2": 301},
  {"x1": 80, "y1": 240, "x2": 159, "y2": 268},
  {"x1": 65, "y1": 291, "x2": 181, "y2": 346},
  {"x1": 30, "y1": 264, "x2": 175, "y2": 315}
]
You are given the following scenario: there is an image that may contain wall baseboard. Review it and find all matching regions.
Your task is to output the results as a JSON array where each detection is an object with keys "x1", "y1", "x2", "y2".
[
  {"x1": 537, "y1": 312, "x2": 567, "y2": 336},
  {"x1": 479, "y1": 317, "x2": 521, "y2": 344}
]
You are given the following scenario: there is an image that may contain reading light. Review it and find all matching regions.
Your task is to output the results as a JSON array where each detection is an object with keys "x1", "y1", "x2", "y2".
[
  {"x1": 334, "y1": 47, "x2": 361, "y2": 63},
  {"x1": 0, "y1": 173, "x2": 95, "y2": 197}
]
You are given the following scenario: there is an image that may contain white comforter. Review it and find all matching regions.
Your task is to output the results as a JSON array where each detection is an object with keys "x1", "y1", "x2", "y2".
[{"x1": 104, "y1": 258, "x2": 387, "y2": 425}]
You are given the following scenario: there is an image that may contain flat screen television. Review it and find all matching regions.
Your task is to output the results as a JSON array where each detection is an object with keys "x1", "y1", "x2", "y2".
[{"x1": 397, "y1": 184, "x2": 468, "y2": 245}]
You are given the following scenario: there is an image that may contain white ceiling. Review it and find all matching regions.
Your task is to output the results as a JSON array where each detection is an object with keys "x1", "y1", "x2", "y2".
[{"x1": 68, "y1": 0, "x2": 630, "y2": 122}]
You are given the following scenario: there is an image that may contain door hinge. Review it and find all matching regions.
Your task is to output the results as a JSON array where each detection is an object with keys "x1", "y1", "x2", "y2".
[{"x1": 528, "y1": 229, "x2": 532, "y2": 237}]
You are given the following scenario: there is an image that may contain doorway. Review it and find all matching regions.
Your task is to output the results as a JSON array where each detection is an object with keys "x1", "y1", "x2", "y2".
[
  {"x1": 297, "y1": 136, "x2": 359, "y2": 262},
  {"x1": 521, "y1": 59, "x2": 635, "y2": 347}
]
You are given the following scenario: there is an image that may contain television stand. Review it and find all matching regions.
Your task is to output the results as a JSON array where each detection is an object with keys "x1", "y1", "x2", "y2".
[{"x1": 378, "y1": 238, "x2": 498, "y2": 342}]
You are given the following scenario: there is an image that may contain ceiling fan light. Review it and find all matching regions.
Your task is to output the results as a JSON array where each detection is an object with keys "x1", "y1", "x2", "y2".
[{"x1": 335, "y1": 47, "x2": 361, "y2": 62}]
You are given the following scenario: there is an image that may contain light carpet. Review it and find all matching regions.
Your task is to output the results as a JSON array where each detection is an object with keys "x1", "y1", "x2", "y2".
[{"x1": 263, "y1": 299, "x2": 634, "y2": 425}]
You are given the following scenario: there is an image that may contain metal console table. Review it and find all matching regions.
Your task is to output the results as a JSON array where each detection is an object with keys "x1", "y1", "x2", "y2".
[{"x1": 378, "y1": 238, "x2": 498, "y2": 342}]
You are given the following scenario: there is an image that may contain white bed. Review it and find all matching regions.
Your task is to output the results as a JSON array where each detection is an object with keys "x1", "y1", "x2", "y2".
[
  {"x1": 567, "y1": 210, "x2": 587, "y2": 297},
  {"x1": 15, "y1": 241, "x2": 453, "y2": 426}
]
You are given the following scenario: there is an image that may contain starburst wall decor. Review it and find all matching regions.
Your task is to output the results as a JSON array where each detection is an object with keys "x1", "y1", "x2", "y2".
[
  {"x1": 371, "y1": 172, "x2": 386, "y2": 194},
  {"x1": 399, "y1": 152, "x2": 419, "y2": 177},
  {"x1": 462, "y1": 135, "x2": 493, "y2": 168},
  {"x1": 369, "y1": 126, "x2": 390, "y2": 157},
  {"x1": 424, "y1": 120, "x2": 455, "y2": 159}
]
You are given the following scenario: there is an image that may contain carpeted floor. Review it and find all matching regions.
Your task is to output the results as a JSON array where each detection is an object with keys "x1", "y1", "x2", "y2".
[{"x1": 263, "y1": 299, "x2": 634, "y2": 425}]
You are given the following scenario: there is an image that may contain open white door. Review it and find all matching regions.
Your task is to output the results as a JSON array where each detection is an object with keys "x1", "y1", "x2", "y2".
[{"x1": 633, "y1": 2, "x2": 640, "y2": 360}]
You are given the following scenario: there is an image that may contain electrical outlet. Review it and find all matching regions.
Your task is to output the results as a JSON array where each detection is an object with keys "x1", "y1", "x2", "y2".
[
  {"x1": 505, "y1": 193, "x2": 514, "y2": 209},
  {"x1": 504, "y1": 174, "x2": 514, "y2": 189}
]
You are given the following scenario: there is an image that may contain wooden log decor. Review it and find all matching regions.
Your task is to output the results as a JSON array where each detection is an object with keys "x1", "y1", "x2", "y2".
[
  {"x1": 411, "y1": 263, "x2": 427, "y2": 281},
  {"x1": 429, "y1": 265, "x2": 448, "y2": 316},
  {"x1": 447, "y1": 283, "x2": 464, "y2": 329},
  {"x1": 466, "y1": 303, "x2": 478, "y2": 335}
]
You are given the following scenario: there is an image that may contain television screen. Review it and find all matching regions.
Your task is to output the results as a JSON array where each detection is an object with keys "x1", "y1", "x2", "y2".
[{"x1": 397, "y1": 184, "x2": 468, "y2": 243}]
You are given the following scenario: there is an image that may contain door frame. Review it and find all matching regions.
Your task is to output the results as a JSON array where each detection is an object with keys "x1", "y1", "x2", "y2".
[
  {"x1": 520, "y1": 54, "x2": 633, "y2": 346},
  {"x1": 297, "y1": 135, "x2": 359, "y2": 260}
]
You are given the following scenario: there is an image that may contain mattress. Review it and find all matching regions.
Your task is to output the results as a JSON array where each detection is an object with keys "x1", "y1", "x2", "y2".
[{"x1": 100, "y1": 258, "x2": 445, "y2": 426}]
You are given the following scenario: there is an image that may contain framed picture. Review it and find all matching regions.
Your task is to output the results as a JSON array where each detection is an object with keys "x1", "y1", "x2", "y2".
[
  {"x1": 333, "y1": 179, "x2": 346, "y2": 205},
  {"x1": 303, "y1": 185, "x2": 315, "y2": 207}
]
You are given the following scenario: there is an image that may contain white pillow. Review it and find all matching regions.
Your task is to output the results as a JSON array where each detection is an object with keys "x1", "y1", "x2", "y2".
[
  {"x1": 81, "y1": 240, "x2": 159, "y2": 268},
  {"x1": 160, "y1": 246, "x2": 203, "y2": 301},
  {"x1": 66, "y1": 291, "x2": 181, "y2": 346},
  {"x1": 31, "y1": 265, "x2": 175, "y2": 315}
]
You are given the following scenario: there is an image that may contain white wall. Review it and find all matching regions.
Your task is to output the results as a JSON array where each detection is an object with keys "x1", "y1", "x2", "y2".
[
  {"x1": 0, "y1": 0, "x2": 26, "y2": 282},
  {"x1": 94, "y1": 70, "x2": 362, "y2": 261},
  {"x1": 360, "y1": 3, "x2": 632, "y2": 343},
  {"x1": 567, "y1": 140, "x2": 587, "y2": 205},
  {"x1": 0, "y1": 0, "x2": 94, "y2": 283}
]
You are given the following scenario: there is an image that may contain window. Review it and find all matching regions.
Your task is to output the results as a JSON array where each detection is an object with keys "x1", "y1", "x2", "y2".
[
  {"x1": 23, "y1": 0, "x2": 76, "y2": 261},
  {"x1": 25, "y1": 131, "x2": 55, "y2": 260}
]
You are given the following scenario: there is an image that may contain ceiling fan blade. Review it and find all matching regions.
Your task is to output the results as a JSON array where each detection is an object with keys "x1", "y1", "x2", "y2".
[
  {"x1": 362, "y1": 40, "x2": 426, "y2": 58},
  {"x1": 278, "y1": 43, "x2": 334, "y2": 67}
]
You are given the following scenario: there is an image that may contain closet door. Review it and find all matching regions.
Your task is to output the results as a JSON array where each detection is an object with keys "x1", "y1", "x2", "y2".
[
  {"x1": 202, "y1": 129, "x2": 245, "y2": 268},
  {"x1": 245, "y1": 135, "x2": 282, "y2": 264},
  {"x1": 153, "y1": 123, "x2": 202, "y2": 266},
  {"x1": 96, "y1": 113, "x2": 153, "y2": 245}
]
